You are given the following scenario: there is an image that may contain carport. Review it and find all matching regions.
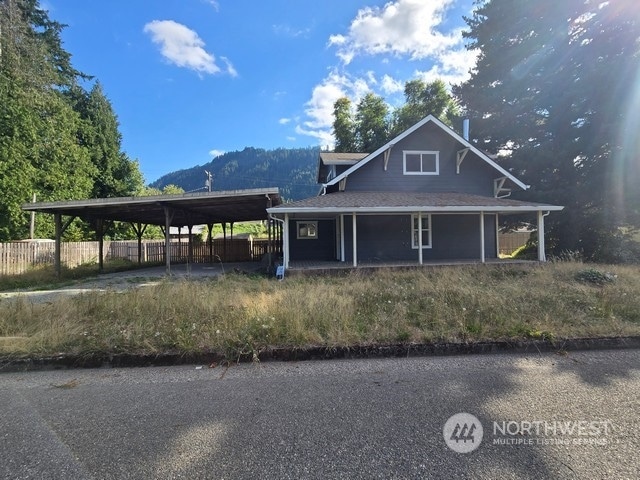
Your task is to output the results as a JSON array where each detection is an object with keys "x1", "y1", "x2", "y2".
[{"x1": 22, "y1": 188, "x2": 282, "y2": 276}]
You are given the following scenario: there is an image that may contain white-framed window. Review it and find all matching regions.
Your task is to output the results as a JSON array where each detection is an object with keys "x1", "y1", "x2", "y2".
[
  {"x1": 403, "y1": 151, "x2": 439, "y2": 175},
  {"x1": 296, "y1": 221, "x2": 318, "y2": 239},
  {"x1": 411, "y1": 214, "x2": 432, "y2": 249}
]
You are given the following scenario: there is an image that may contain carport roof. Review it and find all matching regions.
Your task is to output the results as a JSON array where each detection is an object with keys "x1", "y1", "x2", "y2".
[{"x1": 22, "y1": 188, "x2": 281, "y2": 226}]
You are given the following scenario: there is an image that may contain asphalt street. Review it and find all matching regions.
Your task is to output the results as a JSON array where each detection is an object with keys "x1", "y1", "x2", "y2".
[{"x1": 1, "y1": 350, "x2": 638, "y2": 479}]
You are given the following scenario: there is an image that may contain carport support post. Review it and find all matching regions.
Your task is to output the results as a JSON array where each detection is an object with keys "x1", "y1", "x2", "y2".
[
  {"x1": 187, "y1": 225, "x2": 194, "y2": 266},
  {"x1": 96, "y1": 218, "x2": 104, "y2": 272},
  {"x1": 163, "y1": 206, "x2": 175, "y2": 274},
  {"x1": 207, "y1": 223, "x2": 214, "y2": 263},
  {"x1": 222, "y1": 223, "x2": 226, "y2": 261},
  {"x1": 130, "y1": 223, "x2": 148, "y2": 265},
  {"x1": 54, "y1": 213, "x2": 62, "y2": 278}
]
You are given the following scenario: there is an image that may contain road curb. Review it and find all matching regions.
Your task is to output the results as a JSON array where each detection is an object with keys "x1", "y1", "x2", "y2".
[{"x1": 1, "y1": 336, "x2": 639, "y2": 373}]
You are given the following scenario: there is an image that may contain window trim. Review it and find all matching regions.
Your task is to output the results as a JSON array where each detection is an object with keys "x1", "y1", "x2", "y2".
[
  {"x1": 296, "y1": 221, "x2": 318, "y2": 240},
  {"x1": 403, "y1": 150, "x2": 439, "y2": 175},
  {"x1": 411, "y1": 213, "x2": 432, "y2": 249}
]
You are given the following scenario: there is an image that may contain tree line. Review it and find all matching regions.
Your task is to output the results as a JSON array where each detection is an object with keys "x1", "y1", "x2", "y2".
[
  {"x1": 0, "y1": 0, "x2": 145, "y2": 241},
  {"x1": 332, "y1": 0, "x2": 640, "y2": 263}
]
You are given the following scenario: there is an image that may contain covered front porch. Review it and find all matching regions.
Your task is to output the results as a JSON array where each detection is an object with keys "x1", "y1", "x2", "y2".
[{"x1": 267, "y1": 192, "x2": 564, "y2": 271}]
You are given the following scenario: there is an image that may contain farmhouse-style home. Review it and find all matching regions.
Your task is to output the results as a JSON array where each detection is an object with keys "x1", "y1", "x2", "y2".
[{"x1": 267, "y1": 115, "x2": 563, "y2": 269}]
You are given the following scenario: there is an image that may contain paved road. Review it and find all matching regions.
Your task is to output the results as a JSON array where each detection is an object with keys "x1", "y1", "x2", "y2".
[{"x1": 1, "y1": 350, "x2": 638, "y2": 479}]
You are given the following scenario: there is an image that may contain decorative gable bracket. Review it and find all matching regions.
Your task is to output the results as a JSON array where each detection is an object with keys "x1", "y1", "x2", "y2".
[
  {"x1": 339, "y1": 177, "x2": 348, "y2": 191},
  {"x1": 456, "y1": 148, "x2": 470, "y2": 174},
  {"x1": 383, "y1": 145, "x2": 395, "y2": 171},
  {"x1": 494, "y1": 177, "x2": 512, "y2": 198}
]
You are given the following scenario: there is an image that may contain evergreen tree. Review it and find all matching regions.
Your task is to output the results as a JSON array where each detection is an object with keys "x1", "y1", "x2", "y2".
[
  {"x1": 454, "y1": 0, "x2": 640, "y2": 261},
  {"x1": 332, "y1": 97, "x2": 357, "y2": 152},
  {"x1": 391, "y1": 79, "x2": 460, "y2": 136},
  {"x1": 355, "y1": 93, "x2": 389, "y2": 153},
  {"x1": 0, "y1": 0, "x2": 144, "y2": 241}
]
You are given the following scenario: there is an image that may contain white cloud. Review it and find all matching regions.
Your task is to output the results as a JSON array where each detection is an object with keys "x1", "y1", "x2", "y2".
[
  {"x1": 279, "y1": 118, "x2": 292, "y2": 125},
  {"x1": 295, "y1": 125, "x2": 334, "y2": 147},
  {"x1": 380, "y1": 74, "x2": 404, "y2": 95},
  {"x1": 209, "y1": 149, "x2": 225, "y2": 158},
  {"x1": 329, "y1": 0, "x2": 461, "y2": 64},
  {"x1": 286, "y1": 136, "x2": 296, "y2": 142},
  {"x1": 414, "y1": 48, "x2": 479, "y2": 86},
  {"x1": 220, "y1": 56, "x2": 238, "y2": 77},
  {"x1": 144, "y1": 20, "x2": 235, "y2": 75},
  {"x1": 203, "y1": 0, "x2": 219, "y2": 11},
  {"x1": 295, "y1": 70, "x2": 376, "y2": 147},
  {"x1": 272, "y1": 24, "x2": 311, "y2": 38}
]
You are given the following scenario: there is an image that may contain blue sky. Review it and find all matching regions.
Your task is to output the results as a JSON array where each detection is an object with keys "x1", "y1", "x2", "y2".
[{"x1": 46, "y1": 0, "x2": 476, "y2": 183}]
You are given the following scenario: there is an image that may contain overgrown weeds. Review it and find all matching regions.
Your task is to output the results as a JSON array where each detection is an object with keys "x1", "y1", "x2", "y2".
[
  {"x1": 1, "y1": 263, "x2": 639, "y2": 361},
  {"x1": 0, "y1": 260, "x2": 161, "y2": 292}
]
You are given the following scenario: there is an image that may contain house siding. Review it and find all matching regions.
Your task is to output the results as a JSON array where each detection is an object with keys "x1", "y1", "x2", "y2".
[
  {"x1": 344, "y1": 122, "x2": 496, "y2": 196},
  {"x1": 288, "y1": 219, "x2": 335, "y2": 261},
  {"x1": 337, "y1": 213, "x2": 497, "y2": 263}
]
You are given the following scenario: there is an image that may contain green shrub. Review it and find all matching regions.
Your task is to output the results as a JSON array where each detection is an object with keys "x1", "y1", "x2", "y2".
[{"x1": 574, "y1": 268, "x2": 617, "y2": 286}]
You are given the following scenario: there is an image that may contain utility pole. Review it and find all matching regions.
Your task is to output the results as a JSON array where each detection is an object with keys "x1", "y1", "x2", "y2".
[{"x1": 205, "y1": 170, "x2": 213, "y2": 192}]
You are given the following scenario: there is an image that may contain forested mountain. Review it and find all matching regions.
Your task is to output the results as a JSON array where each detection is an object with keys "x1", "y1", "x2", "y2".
[{"x1": 150, "y1": 147, "x2": 320, "y2": 201}]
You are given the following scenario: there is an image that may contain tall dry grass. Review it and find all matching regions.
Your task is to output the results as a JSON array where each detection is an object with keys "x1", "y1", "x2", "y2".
[{"x1": 1, "y1": 263, "x2": 639, "y2": 359}]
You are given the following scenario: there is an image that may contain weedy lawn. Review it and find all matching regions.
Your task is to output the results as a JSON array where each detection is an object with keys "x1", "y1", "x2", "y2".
[{"x1": 1, "y1": 262, "x2": 639, "y2": 361}]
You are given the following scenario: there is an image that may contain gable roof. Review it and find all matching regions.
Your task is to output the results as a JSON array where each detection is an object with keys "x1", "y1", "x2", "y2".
[
  {"x1": 319, "y1": 152, "x2": 369, "y2": 164},
  {"x1": 317, "y1": 152, "x2": 369, "y2": 183},
  {"x1": 324, "y1": 115, "x2": 529, "y2": 191}
]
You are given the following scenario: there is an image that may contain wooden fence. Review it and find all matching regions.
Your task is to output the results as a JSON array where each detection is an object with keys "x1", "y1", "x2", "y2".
[{"x1": 0, "y1": 238, "x2": 276, "y2": 276}]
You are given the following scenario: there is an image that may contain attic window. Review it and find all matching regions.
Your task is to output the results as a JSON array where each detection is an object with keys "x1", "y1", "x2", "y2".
[
  {"x1": 296, "y1": 221, "x2": 318, "y2": 239},
  {"x1": 403, "y1": 151, "x2": 439, "y2": 175}
]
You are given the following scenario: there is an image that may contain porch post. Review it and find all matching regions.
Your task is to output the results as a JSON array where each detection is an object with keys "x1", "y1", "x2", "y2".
[
  {"x1": 495, "y1": 214, "x2": 500, "y2": 257},
  {"x1": 283, "y1": 214, "x2": 290, "y2": 268},
  {"x1": 340, "y1": 214, "x2": 345, "y2": 262},
  {"x1": 479, "y1": 211, "x2": 485, "y2": 263},
  {"x1": 537, "y1": 210, "x2": 546, "y2": 262},
  {"x1": 417, "y1": 213, "x2": 423, "y2": 265},
  {"x1": 352, "y1": 213, "x2": 357, "y2": 267}
]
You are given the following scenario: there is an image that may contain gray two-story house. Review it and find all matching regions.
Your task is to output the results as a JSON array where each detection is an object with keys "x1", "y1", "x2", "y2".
[{"x1": 267, "y1": 115, "x2": 563, "y2": 269}]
